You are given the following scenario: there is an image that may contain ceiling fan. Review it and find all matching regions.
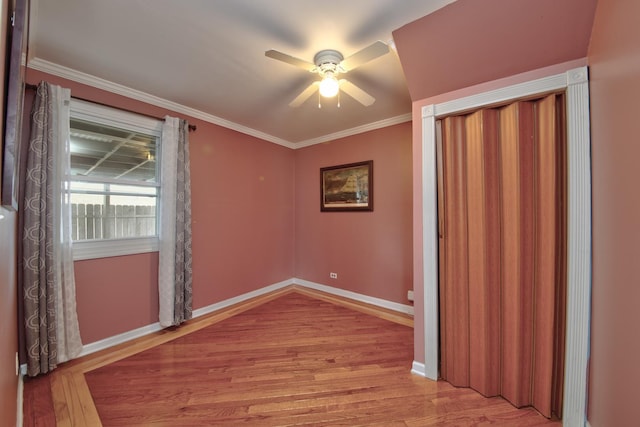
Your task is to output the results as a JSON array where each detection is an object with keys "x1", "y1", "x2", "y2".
[{"x1": 265, "y1": 41, "x2": 390, "y2": 108}]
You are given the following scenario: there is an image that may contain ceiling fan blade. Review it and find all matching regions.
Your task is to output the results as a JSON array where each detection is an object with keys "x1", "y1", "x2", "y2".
[
  {"x1": 289, "y1": 82, "x2": 320, "y2": 107},
  {"x1": 265, "y1": 49, "x2": 317, "y2": 72},
  {"x1": 339, "y1": 41, "x2": 390, "y2": 72},
  {"x1": 339, "y1": 80, "x2": 375, "y2": 106}
]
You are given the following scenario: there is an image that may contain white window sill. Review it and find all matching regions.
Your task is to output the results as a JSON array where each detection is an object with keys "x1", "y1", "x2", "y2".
[{"x1": 73, "y1": 237, "x2": 158, "y2": 261}]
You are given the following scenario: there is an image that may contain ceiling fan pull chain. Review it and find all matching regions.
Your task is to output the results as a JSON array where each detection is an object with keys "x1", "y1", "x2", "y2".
[
  {"x1": 318, "y1": 91, "x2": 322, "y2": 109},
  {"x1": 338, "y1": 90, "x2": 341, "y2": 108}
]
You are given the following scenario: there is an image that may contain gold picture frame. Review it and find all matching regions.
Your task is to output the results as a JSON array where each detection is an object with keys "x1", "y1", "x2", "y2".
[{"x1": 320, "y1": 160, "x2": 373, "y2": 212}]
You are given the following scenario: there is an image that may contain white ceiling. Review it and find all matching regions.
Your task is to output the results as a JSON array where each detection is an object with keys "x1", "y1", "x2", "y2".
[{"x1": 27, "y1": 0, "x2": 456, "y2": 146}]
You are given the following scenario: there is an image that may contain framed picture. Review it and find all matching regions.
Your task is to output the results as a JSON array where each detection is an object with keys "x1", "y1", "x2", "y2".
[{"x1": 320, "y1": 160, "x2": 373, "y2": 212}]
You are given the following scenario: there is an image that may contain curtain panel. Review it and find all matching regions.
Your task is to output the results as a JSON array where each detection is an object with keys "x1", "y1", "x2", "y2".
[
  {"x1": 159, "y1": 117, "x2": 193, "y2": 327},
  {"x1": 22, "y1": 81, "x2": 83, "y2": 376}
]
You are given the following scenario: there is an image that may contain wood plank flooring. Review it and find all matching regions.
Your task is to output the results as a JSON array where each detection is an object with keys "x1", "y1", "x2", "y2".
[{"x1": 23, "y1": 286, "x2": 561, "y2": 426}]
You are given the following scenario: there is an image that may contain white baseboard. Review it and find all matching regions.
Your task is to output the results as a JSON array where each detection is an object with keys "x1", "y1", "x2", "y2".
[
  {"x1": 80, "y1": 279, "x2": 293, "y2": 357},
  {"x1": 79, "y1": 322, "x2": 164, "y2": 358},
  {"x1": 78, "y1": 278, "x2": 411, "y2": 358},
  {"x1": 411, "y1": 361, "x2": 427, "y2": 377},
  {"x1": 191, "y1": 279, "x2": 291, "y2": 318},
  {"x1": 292, "y1": 278, "x2": 414, "y2": 316}
]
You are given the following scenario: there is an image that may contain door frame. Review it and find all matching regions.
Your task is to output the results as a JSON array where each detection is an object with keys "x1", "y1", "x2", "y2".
[{"x1": 419, "y1": 67, "x2": 591, "y2": 427}]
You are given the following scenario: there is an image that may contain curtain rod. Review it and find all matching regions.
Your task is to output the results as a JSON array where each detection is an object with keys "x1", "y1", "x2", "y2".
[{"x1": 24, "y1": 83, "x2": 197, "y2": 132}]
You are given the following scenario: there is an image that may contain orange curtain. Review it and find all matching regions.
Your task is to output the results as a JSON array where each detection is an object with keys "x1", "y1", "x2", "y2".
[{"x1": 437, "y1": 94, "x2": 566, "y2": 419}]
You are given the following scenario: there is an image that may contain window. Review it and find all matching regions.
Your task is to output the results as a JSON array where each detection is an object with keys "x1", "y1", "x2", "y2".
[{"x1": 69, "y1": 100, "x2": 163, "y2": 260}]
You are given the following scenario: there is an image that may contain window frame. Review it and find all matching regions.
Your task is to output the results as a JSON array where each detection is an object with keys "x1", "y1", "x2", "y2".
[{"x1": 69, "y1": 100, "x2": 164, "y2": 260}]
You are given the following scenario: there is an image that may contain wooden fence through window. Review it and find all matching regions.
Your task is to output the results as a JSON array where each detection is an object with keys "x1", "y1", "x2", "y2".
[{"x1": 71, "y1": 204, "x2": 156, "y2": 240}]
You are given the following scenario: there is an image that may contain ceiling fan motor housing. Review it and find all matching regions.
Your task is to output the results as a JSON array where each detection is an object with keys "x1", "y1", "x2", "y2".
[{"x1": 314, "y1": 49, "x2": 345, "y2": 74}]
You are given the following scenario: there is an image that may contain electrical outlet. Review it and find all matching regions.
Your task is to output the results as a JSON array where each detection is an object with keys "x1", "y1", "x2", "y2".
[
  {"x1": 330, "y1": 272, "x2": 337, "y2": 279},
  {"x1": 407, "y1": 290, "x2": 414, "y2": 302}
]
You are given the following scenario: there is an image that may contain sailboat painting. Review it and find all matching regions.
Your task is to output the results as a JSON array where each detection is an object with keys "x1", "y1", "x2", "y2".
[{"x1": 320, "y1": 160, "x2": 373, "y2": 212}]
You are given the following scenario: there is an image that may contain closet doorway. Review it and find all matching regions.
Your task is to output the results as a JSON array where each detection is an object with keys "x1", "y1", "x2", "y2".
[{"x1": 418, "y1": 67, "x2": 591, "y2": 427}]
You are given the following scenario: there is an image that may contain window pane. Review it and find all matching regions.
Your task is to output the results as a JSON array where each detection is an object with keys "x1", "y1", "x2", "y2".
[
  {"x1": 70, "y1": 118, "x2": 157, "y2": 182},
  {"x1": 70, "y1": 179, "x2": 158, "y2": 241}
]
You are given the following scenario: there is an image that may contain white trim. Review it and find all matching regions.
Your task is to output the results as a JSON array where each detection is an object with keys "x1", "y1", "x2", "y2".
[
  {"x1": 421, "y1": 66, "x2": 591, "y2": 427},
  {"x1": 294, "y1": 113, "x2": 413, "y2": 148},
  {"x1": 78, "y1": 279, "x2": 292, "y2": 357},
  {"x1": 411, "y1": 360, "x2": 427, "y2": 377},
  {"x1": 70, "y1": 98, "x2": 162, "y2": 135},
  {"x1": 72, "y1": 237, "x2": 158, "y2": 261},
  {"x1": 421, "y1": 105, "x2": 440, "y2": 381},
  {"x1": 29, "y1": 58, "x2": 411, "y2": 149},
  {"x1": 432, "y1": 72, "x2": 570, "y2": 118},
  {"x1": 292, "y1": 278, "x2": 414, "y2": 316},
  {"x1": 563, "y1": 66, "x2": 592, "y2": 427},
  {"x1": 190, "y1": 279, "x2": 291, "y2": 318},
  {"x1": 78, "y1": 322, "x2": 163, "y2": 358}
]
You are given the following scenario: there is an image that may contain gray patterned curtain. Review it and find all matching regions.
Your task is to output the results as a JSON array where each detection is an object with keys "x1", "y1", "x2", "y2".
[
  {"x1": 22, "y1": 82, "x2": 82, "y2": 376},
  {"x1": 158, "y1": 117, "x2": 193, "y2": 327}
]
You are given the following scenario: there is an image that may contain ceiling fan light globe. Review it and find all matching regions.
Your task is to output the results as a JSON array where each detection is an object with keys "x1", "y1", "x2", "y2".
[{"x1": 319, "y1": 76, "x2": 339, "y2": 98}]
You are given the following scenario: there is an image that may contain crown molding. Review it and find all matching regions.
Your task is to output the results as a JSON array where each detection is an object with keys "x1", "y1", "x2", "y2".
[
  {"x1": 28, "y1": 58, "x2": 408, "y2": 150},
  {"x1": 294, "y1": 113, "x2": 412, "y2": 148},
  {"x1": 27, "y1": 58, "x2": 297, "y2": 149}
]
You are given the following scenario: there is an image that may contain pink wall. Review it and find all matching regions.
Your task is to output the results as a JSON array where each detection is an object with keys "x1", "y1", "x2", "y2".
[
  {"x1": 393, "y1": 0, "x2": 596, "y2": 102},
  {"x1": 190, "y1": 125, "x2": 295, "y2": 304},
  {"x1": 295, "y1": 123, "x2": 413, "y2": 304},
  {"x1": 74, "y1": 253, "x2": 159, "y2": 344},
  {"x1": 587, "y1": 0, "x2": 640, "y2": 424},
  {"x1": 25, "y1": 69, "x2": 296, "y2": 344}
]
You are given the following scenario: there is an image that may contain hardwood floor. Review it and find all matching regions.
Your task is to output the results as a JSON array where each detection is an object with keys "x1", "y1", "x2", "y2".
[{"x1": 23, "y1": 286, "x2": 560, "y2": 426}]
